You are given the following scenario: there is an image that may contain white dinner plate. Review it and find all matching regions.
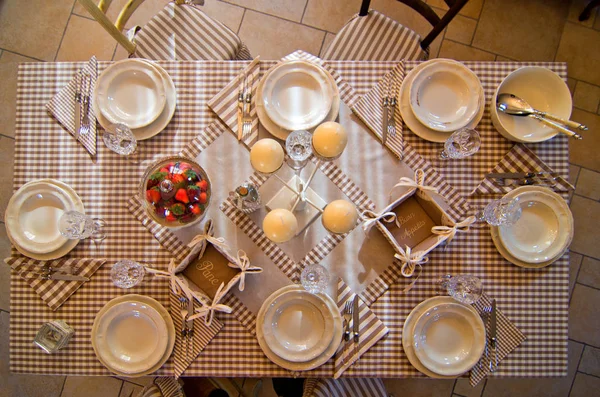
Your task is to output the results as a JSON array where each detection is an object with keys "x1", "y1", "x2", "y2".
[
  {"x1": 256, "y1": 285, "x2": 343, "y2": 371},
  {"x1": 94, "y1": 59, "x2": 177, "y2": 141},
  {"x1": 262, "y1": 288, "x2": 335, "y2": 362},
  {"x1": 95, "y1": 59, "x2": 166, "y2": 129},
  {"x1": 262, "y1": 61, "x2": 333, "y2": 131},
  {"x1": 399, "y1": 60, "x2": 484, "y2": 143},
  {"x1": 409, "y1": 59, "x2": 483, "y2": 132},
  {"x1": 257, "y1": 62, "x2": 340, "y2": 140},
  {"x1": 402, "y1": 296, "x2": 465, "y2": 379},
  {"x1": 412, "y1": 302, "x2": 486, "y2": 376},
  {"x1": 91, "y1": 294, "x2": 175, "y2": 377},
  {"x1": 5, "y1": 179, "x2": 84, "y2": 260}
]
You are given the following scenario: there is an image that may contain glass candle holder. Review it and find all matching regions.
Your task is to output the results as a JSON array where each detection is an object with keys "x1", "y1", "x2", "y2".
[{"x1": 33, "y1": 320, "x2": 74, "y2": 354}]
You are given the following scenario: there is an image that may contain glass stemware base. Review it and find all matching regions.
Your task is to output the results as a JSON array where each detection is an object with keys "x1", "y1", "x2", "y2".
[
  {"x1": 110, "y1": 259, "x2": 145, "y2": 289},
  {"x1": 439, "y1": 274, "x2": 483, "y2": 304},
  {"x1": 479, "y1": 197, "x2": 522, "y2": 226},
  {"x1": 58, "y1": 210, "x2": 107, "y2": 243},
  {"x1": 301, "y1": 264, "x2": 330, "y2": 294}
]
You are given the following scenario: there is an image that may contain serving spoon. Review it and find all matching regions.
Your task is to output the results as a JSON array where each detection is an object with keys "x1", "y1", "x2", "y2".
[{"x1": 497, "y1": 93, "x2": 584, "y2": 140}]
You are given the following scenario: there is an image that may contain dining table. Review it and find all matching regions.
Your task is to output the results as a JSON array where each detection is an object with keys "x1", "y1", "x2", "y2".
[{"x1": 8, "y1": 53, "x2": 570, "y2": 379}]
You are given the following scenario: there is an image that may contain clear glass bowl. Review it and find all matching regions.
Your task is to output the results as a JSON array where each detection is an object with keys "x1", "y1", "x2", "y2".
[{"x1": 139, "y1": 156, "x2": 211, "y2": 228}]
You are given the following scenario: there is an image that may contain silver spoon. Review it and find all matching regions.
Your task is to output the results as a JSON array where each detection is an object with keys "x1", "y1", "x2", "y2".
[{"x1": 497, "y1": 93, "x2": 585, "y2": 139}]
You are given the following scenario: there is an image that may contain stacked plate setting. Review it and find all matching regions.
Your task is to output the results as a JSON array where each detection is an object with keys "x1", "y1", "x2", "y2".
[
  {"x1": 255, "y1": 285, "x2": 343, "y2": 371},
  {"x1": 4, "y1": 179, "x2": 84, "y2": 260},
  {"x1": 491, "y1": 186, "x2": 574, "y2": 268},
  {"x1": 400, "y1": 59, "x2": 485, "y2": 143},
  {"x1": 402, "y1": 296, "x2": 486, "y2": 377},
  {"x1": 93, "y1": 59, "x2": 177, "y2": 140},
  {"x1": 257, "y1": 60, "x2": 340, "y2": 140},
  {"x1": 91, "y1": 294, "x2": 175, "y2": 377}
]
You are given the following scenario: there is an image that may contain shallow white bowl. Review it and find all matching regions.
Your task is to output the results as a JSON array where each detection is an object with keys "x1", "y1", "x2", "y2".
[{"x1": 491, "y1": 66, "x2": 572, "y2": 143}]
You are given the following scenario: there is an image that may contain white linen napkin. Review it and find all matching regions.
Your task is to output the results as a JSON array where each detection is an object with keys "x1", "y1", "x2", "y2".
[{"x1": 46, "y1": 56, "x2": 98, "y2": 156}]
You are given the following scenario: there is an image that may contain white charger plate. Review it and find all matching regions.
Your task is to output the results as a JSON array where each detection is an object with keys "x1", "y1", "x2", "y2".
[
  {"x1": 409, "y1": 59, "x2": 483, "y2": 132},
  {"x1": 262, "y1": 288, "x2": 335, "y2": 362},
  {"x1": 412, "y1": 302, "x2": 486, "y2": 376},
  {"x1": 95, "y1": 59, "x2": 166, "y2": 129},
  {"x1": 399, "y1": 60, "x2": 484, "y2": 143},
  {"x1": 5, "y1": 179, "x2": 84, "y2": 260},
  {"x1": 256, "y1": 285, "x2": 343, "y2": 371},
  {"x1": 94, "y1": 59, "x2": 176, "y2": 141},
  {"x1": 257, "y1": 63, "x2": 340, "y2": 140},
  {"x1": 262, "y1": 61, "x2": 333, "y2": 131},
  {"x1": 91, "y1": 294, "x2": 175, "y2": 377}
]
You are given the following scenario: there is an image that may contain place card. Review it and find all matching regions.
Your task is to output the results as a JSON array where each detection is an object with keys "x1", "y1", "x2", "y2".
[
  {"x1": 182, "y1": 243, "x2": 240, "y2": 300},
  {"x1": 383, "y1": 196, "x2": 437, "y2": 247}
]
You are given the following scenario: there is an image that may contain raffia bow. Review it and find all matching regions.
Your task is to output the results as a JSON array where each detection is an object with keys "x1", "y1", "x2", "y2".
[
  {"x1": 188, "y1": 282, "x2": 232, "y2": 326},
  {"x1": 394, "y1": 246, "x2": 429, "y2": 278},
  {"x1": 389, "y1": 169, "x2": 438, "y2": 201},
  {"x1": 361, "y1": 209, "x2": 397, "y2": 233},
  {"x1": 228, "y1": 250, "x2": 262, "y2": 291},
  {"x1": 187, "y1": 233, "x2": 228, "y2": 250},
  {"x1": 431, "y1": 216, "x2": 476, "y2": 245},
  {"x1": 144, "y1": 259, "x2": 193, "y2": 298}
]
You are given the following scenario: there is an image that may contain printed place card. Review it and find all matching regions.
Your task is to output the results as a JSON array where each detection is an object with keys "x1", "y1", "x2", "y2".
[
  {"x1": 182, "y1": 244, "x2": 240, "y2": 299},
  {"x1": 384, "y1": 196, "x2": 436, "y2": 247}
]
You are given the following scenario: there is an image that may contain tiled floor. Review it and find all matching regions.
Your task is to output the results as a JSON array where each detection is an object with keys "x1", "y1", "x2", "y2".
[{"x1": 0, "y1": 0, "x2": 599, "y2": 396}]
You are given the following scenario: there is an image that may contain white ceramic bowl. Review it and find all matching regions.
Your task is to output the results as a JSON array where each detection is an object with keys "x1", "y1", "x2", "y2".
[{"x1": 491, "y1": 66, "x2": 572, "y2": 143}]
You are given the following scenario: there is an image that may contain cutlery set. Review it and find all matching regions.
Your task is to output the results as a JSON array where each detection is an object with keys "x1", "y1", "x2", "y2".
[
  {"x1": 342, "y1": 296, "x2": 360, "y2": 365},
  {"x1": 238, "y1": 71, "x2": 253, "y2": 141},
  {"x1": 381, "y1": 74, "x2": 397, "y2": 145},
  {"x1": 74, "y1": 71, "x2": 92, "y2": 140},
  {"x1": 179, "y1": 296, "x2": 195, "y2": 361},
  {"x1": 480, "y1": 300, "x2": 498, "y2": 373},
  {"x1": 487, "y1": 172, "x2": 561, "y2": 189},
  {"x1": 23, "y1": 264, "x2": 89, "y2": 282}
]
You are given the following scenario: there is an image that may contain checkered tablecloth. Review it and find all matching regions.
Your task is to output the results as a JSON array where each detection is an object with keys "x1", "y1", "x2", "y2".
[{"x1": 10, "y1": 58, "x2": 568, "y2": 377}]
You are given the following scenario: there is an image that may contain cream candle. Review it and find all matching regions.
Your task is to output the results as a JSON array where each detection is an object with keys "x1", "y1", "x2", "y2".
[
  {"x1": 312, "y1": 121, "x2": 348, "y2": 158},
  {"x1": 262, "y1": 208, "x2": 298, "y2": 243},
  {"x1": 322, "y1": 199, "x2": 358, "y2": 234},
  {"x1": 250, "y1": 139, "x2": 284, "y2": 174}
]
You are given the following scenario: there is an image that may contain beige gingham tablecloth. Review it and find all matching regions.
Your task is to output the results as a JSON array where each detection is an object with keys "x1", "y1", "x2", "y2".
[{"x1": 10, "y1": 58, "x2": 569, "y2": 378}]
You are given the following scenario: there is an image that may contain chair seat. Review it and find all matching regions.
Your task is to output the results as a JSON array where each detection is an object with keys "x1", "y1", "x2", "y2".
[
  {"x1": 134, "y1": 3, "x2": 251, "y2": 61},
  {"x1": 323, "y1": 10, "x2": 427, "y2": 61},
  {"x1": 303, "y1": 378, "x2": 388, "y2": 397}
]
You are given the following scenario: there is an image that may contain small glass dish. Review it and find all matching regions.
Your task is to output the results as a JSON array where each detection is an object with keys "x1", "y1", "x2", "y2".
[{"x1": 33, "y1": 320, "x2": 74, "y2": 354}]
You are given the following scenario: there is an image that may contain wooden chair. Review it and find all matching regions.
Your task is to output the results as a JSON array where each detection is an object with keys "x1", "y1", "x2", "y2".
[
  {"x1": 77, "y1": 0, "x2": 252, "y2": 60},
  {"x1": 322, "y1": 0, "x2": 469, "y2": 61}
]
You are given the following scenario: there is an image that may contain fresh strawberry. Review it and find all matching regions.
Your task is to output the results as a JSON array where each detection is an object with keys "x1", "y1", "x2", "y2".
[
  {"x1": 159, "y1": 167, "x2": 170, "y2": 174},
  {"x1": 186, "y1": 185, "x2": 200, "y2": 202},
  {"x1": 189, "y1": 203, "x2": 202, "y2": 215},
  {"x1": 154, "y1": 205, "x2": 167, "y2": 218},
  {"x1": 178, "y1": 162, "x2": 192, "y2": 171},
  {"x1": 198, "y1": 192, "x2": 208, "y2": 204},
  {"x1": 179, "y1": 212, "x2": 195, "y2": 223},
  {"x1": 183, "y1": 169, "x2": 198, "y2": 183},
  {"x1": 165, "y1": 213, "x2": 177, "y2": 222},
  {"x1": 174, "y1": 188, "x2": 189, "y2": 203},
  {"x1": 146, "y1": 188, "x2": 161, "y2": 204},
  {"x1": 170, "y1": 203, "x2": 186, "y2": 216},
  {"x1": 147, "y1": 171, "x2": 168, "y2": 188},
  {"x1": 168, "y1": 173, "x2": 187, "y2": 188},
  {"x1": 196, "y1": 179, "x2": 208, "y2": 191}
]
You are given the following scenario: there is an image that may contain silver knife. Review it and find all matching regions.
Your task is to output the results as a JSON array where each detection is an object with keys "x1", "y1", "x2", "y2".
[
  {"x1": 186, "y1": 295, "x2": 194, "y2": 360},
  {"x1": 490, "y1": 299, "x2": 498, "y2": 372},
  {"x1": 388, "y1": 96, "x2": 397, "y2": 138},
  {"x1": 237, "y1": 74, "x2": 245, "y2": 141},
  {"x1": 81, "y1": 72, "x2": 91, "y2": 135},
  {"x1": 48, "y1": 272, "x2": 89, "y2": 281},
  {"x1": 74, "y1": 71, "x2": 82, "y2": 140},
  {"x1": 381, "y1": 97, "x2": 389, "y2": 145},
  {"x1": 352, "y1": 295, "x2": 360, "y2": 345},
  {"x1": 487, "y1": 172, "x2": 559, "y2": 180}
]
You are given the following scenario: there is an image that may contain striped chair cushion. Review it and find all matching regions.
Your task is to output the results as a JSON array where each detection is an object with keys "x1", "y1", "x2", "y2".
[
  {"x1": 137, "y1": 377, "x2": 183, "y2": 397},
  {"x1": 322, "y1": 10, "x2": 427, "y2": 61},
  {"x1": 134, "y1": 3, "x2": 252, "y2": 61},
  {"x1": 303, "y1": 378, "x2": 388, "y2": 397}
]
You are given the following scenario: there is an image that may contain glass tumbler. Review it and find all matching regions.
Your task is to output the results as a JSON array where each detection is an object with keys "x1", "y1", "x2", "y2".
[
  {"x1": 300, "y1": 264, "x2": 330, "y2": 294},
  {"x1": 110, "y1": 259, "x2": 145, "y2": 289},
  {"x1": 440, "y1": 128, "x2": 481, "y2": 159},
  {"x1": 440, "y1": 274, "x2": 483, "y2": 304},
  {"x1": 478, "y1": 197, "x2": 522, "y2": 226},
  {"x1": 102, "y1": 123, "x2": 137, "y2": 156},
  {"x1": 59, "y1": 210, "x2": 107, "y2": 243}
]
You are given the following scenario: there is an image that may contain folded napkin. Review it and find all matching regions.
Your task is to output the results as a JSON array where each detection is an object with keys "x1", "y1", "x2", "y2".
[
  {"x1": 169, "y1": 291, "x2": 223, "y2": 378},
  {"x1": 351, "y1": 63, "x2": 404, "y2": 159},
  {"x1": 303, "y1": 377, "x2": 387, "y2": 397},
  {"x1": 207, "y1": 57, "x2": 260, "y2": 148},
  {"x1": 334, "y1": 278, "x2": 389, "y2": 378},
  {"x1": 470, "y1": 293, "x2": 526, "y2": 386},
  {"x1": 472, "y1": 144, "x2": 573, "y2": 195},
  {"x1": 4, "y1": 256, "x2": 106, "y2": 311},
  {"x1": 46, "y1": 56, "x2": 98, "y2": 156}
]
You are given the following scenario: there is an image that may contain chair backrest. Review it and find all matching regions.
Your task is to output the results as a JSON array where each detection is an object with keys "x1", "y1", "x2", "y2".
[{"x1": 359, "y1": 0, "x2": 469, "y2": 49}]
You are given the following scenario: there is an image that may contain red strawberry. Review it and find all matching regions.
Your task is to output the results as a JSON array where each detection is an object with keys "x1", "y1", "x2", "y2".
[
  {"x1": 154, "y1": 205, "x2": 167, "y2": 218},
  {"x1": 198, "y1": 192, "x2": 208, "y2": 204},
  {"x1": 170, "y1": 203, "x2": 186, "y2": 216},
  {"x1": 189, "y1": 203, "x2": 202, "y2": 215},
  {"x1": 169, "y1": 173, "x2": 186, "y2": 188},
  {"x1": 179, "y1": 212, "x2": 195, "y2": 223},
  {"x1": 146, "y1": 188, "x2": 161, "y2": 204},
  {"x1": 196, "y1": 180, "x2": 208, "y2": 191},
  {"x1": 183, "y1": 169, "x2": 198, "y2": 183},
  {"x1": 159, "y1": 167, "x2": 170, "y2": 174},
  {"x1": 186, "y1": 185, "x2": 200, "y2": 202},
  {"x1": 175, "y1": 188, "x2": 189, "y2": 203},
  {"x1": 165, "y1": 213, "x2": 177, "y2": 222}
]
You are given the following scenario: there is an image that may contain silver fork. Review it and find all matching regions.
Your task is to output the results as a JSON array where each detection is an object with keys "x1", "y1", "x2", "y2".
[
  {"x1": 387, "y1": 75, "x2": 397, "y2": 139},
  {"x1": 79, "y1": 72, "x2": 91, "y2": 136},
  {"x1": 179, "y1": 296, "x2": 189, "y2": 358},
  {"x1": 242, "y1": 72, "x2": 253, "y2": 140},
  {"x1": 497, "y1": 177, "x2": 557, "y2": 188},
  {"x1": 480, "y1": 305, "x2": 492, "y2": 371},
  {"x1": 342, "y1": 301, "x2": 353, "y2": 364}
]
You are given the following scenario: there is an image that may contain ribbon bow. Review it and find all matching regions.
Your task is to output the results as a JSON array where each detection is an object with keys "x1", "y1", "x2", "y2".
[
  {"x1": 431, "y1": 216, "x2": 476, "y2": 245},
  {"x1": 361, "y1": 209, "x2": 397, "y2": 233},
  {"x1": 228, "y1": 250, "x2": 262, "y2": 291},
  {"x1": 393, "y1": 246, "x2": 429, "y2": 277},
  {"x1": 144, "y1": 259, "x2": 195, "y2": 300},
  {"x1": 389, "y1": 169, "x2": 438, "y2": 201},
  {"x1": 187, "y1": 233, "x2": 228, "y2": 250},
  {"x1": 189, "y1": 282, "x2": 232, "y2": 326}
]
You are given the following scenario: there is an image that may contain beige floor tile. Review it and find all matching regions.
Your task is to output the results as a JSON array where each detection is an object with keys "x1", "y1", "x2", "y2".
[
  {"x1": 569, "y1": 109, "x2": 600, "y2": 171},
  {"x1": 113, "y1": 43, "x2": 131, "y2": 61},
  {"x1": 119, "y1": 381, "x2": 143, "y2": 397},
  {"x1": 427, "y1": 0, "x2": 484, "y2": 19},
  {"x1": 570, "y1": 195, "x2": 600, "y2": 259},
  {"x1": 596, "y1": 8, "x2": 600, "y2": 30},
  {"x1": 0, "y1": 311, "x2": 66, "y2": 397},
  {"x1": 570, "y1": 284, "x2": 600, "y2": 345},
  {"x1": 370, "y1": 0, "x2": 437, "y2": 38},
  {"x1": 482, "y1": 340, "x2": 583, "y2": 397},
  {"x1": 225, "y1": 0, "x2": 307, "y2": 23},
  {"x1": 0, "y1": 225, "x2": 12, "y2": 312},
  {"x1": 0, "y1": 0, "x2": 72, "y2": 61},
  {"x1": 454, "y1": 377, "x2": 485, "y2": 397},
  {"x1": 472, "y1": 0, "x2": 569, "y2": 61},
  {"x1": 302, "y1": 0, "x2": 361, "y2": 33},
  {"x1": 495, "y1": 55, "x2": 515, "y2": 62},
  {"x1": 239, "y1": 10, "x2": 325, "y2": 60},
  {"x1": 570, "y1": 164, "x2": 581, "y2": 185},
  {"x1": 0, "y1": 136, "x2": 14, "y2": 220},
  {"x1": 60, "y1": 376, "x2": 122, "y2": 397},
  {"x1": 576, "y1": 168, "x2": 600, "y2": 200},
  {"x1": 579, "y1": 345, "x2": 600, "y2": 376},
  {"x1": 571, "y1": 252, "x2": 584, "y2": 298},
  {"x1": 0, "y1": 52, "x2": 39, "y2": 139},
  {"x1": 320, "y1": 32, "x2": 336, "y2": 57},
  {"x1": 383, "y1": 378, "x2": 455, "y2": 396},
  {"x1": 568, "y1": 0, "x2": 598, "y2": 28},
  {"x1": 571, "y1": 372, "x2": 600, "y2": 397},
  {"x1": 568, "y1": 77, "x2": 578, "y2": 96},
  {"x1": 574, "y1": 81, "x2": 600, "y2": 112},
  {"x1": 443, "y1": 14, "x2": 477, "y2": 46},
  {"x1": 556, "y1": 23, "x2": 600, "y2": 86},
  {"x1": 115, "y1": 376, "x2": 155, "y2": 387},
  {"x1": 577, "y1": 256, "x2": 600, "y2": 289},
  {"x1": 438, "y1": 39, "x2": 495, "y2": 61},
  {"x1": 55, "y1": 15, "x2": 117, "y2": 61}
]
